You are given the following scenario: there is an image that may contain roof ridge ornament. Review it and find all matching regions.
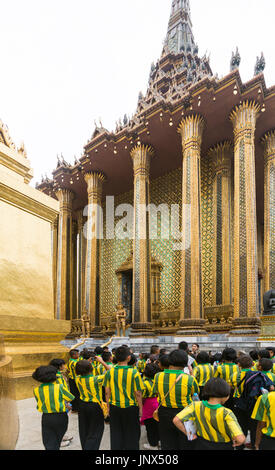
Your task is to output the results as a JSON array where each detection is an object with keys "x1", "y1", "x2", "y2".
[
  {"x1": 230, "y1": 47, "x2": 241, "y2": 72},
  {"x1": 254, "y1": 52, "x2": 266, "y2": 76}
]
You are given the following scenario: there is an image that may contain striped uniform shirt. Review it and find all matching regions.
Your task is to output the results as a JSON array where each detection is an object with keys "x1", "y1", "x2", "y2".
[
  {"x1": 193, "y1": 364, "x2": 214, "y2": 387},
  {"x1": 55, "y1": 371, "x2": 70, "y2": 392},
  {"x1": 177, "y1": 401, "x2": 243, "y2": 443},
  {"x1": 103, "y1": 365, "x2": 145, "y2": 408},
  {"x1": 67, "y1": 358, "x2": 80, "y2": 380},
  {"x1": 214, "y1": 363, "x2": 239, "y2": 384},
  {"x1": 137, "y1": 359, "x2": 146, "y2": 374},
  {"x1": 142, "y1": 378, "x2": 158, "y2": 399},
  {"x1": 263, "y1": 371, "x2": 275, "y2": 385},
  {"x1": 75, "y1": 374, "x2": 105, "y2": 404},
  {"x1": 230, "y1": 369, "x2": 252, "y2": 398},
  {"x1": 152, "y1": 370, "x2": 199, "y2": 409},
  {"x1": 34, "y1": 383, "x2": 75, "y2": 413},
  {"x1": 252, "y1": 362, "x2": 275, "y2": 374},
  {"x1": 251, "y1": 391, "x2": 275, "y2": 438},
  {"x1": 91, "y1": 362, "x2": 106, "y2": 376}
]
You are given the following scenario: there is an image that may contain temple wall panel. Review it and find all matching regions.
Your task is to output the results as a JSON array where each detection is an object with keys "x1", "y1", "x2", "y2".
[
  {"x1": 99, "y1": 164, "x2": 219, "y2": 320},
  {"x1": 0, "y1": 199, "x2": 54, "y2": 319}
]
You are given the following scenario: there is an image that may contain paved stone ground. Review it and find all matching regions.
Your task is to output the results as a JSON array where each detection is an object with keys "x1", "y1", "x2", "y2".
[{"x1": 15, "y1": 398, "x2": 148, "y2": 451}]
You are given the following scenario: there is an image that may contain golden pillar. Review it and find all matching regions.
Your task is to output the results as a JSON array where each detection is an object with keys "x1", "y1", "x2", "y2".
[
  {"x1": 84, "y1": 172, "x2": 105, "y2": 336},
  {"x1": 262, "y1": 130, "x2": 275, "y2": 293},
  {"x1": 130, "y1": 144, "x2": 155, "y2": 337},
  {"x1": 229, "y1": 100, "x2": 261, "y2": 334},
  {"x1": 76, "y1": 209, "x2": 87, "y2": 319},
  {"x1": 208, "y1": 141, "x2": 233, "y2": 307},
  {"x1": 51, "y1": 215, "x2": 59, "y2": 318},
  {"x1": 178, "y1": 114, "x2": 206, "y2": 335},
  {"x1": 55, "y1": 189, "x2": 74, "y2": 321}
]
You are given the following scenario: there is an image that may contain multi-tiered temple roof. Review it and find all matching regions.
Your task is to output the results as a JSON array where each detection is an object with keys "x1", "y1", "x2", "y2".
[{"x1": 37, "y1": 0, "x2": 275, "y2": 226}]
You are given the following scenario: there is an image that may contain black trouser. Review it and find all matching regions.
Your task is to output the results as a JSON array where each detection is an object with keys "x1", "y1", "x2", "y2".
[
  {"x1": 109, "y1": 404, "x2": 140, "y2": 450},
  {"x1": 144, "y1": 418, "x2": 160, "y2": 447},
  {"x1": 78, "y1": 401, "x2": 104, "y2": 450},
  {"x1": 158, "y1": 406, "x2": 192, "y2": 451},
  {"x1": 234, "y1": 406, "x2": 258, "y2": 448},
  {"x1": 195, "y1": 436, "x2": 234, "y2": 451},
  {"x1": 41, "y1": 412, "x2": 68, "y2": 450},
  {"x1": 68, "y1": 378, "x2": 80, "y2": 411},
  {"x1": 224, "y1": 390, "x2": 235, "y2": 411},
  {"x1": 259, "y1": 434, "x2": 275, "y2": 450}
]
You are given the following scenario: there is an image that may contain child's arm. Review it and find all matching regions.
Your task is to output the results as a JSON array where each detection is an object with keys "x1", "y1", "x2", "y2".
[
  {"x1": 134, "y1": 390, "x2": 143, "y2": 417},
  {"x1": 173, "y1": 416, "x2": 188, "y2": 436},
  {"x1": 255, "y1": 421, "x2": 265, "y2": 450},
  {"x1": 105, "y1": 387, "x2": 111, "y2": 416},
  {"x1": 95, "y1": 356, "x2": 112, "y2": 371}
]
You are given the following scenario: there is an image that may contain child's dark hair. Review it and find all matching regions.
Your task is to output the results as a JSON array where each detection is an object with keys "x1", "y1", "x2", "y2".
[
  {"x1": 49, "y1": 358, "x2": 65, "y2": 370},
  {"x1": 168, "y1": 349, "x2": 188, "y2": 368},
  {"x1": 249, "y1": 349, "x2": 259, "y2": 361},
  {"x1": 221, "y1": 347, "x2": 237, "y2": 363},
  {"x1": 32, "y1": 365, "x2": 57, "y2": 383},
  {"x1": 238, "y1": 354, "x2": 253, "y2": 369},
  {"x1": 81, "y1": 349, "x2": 95, "y2": 360},
  {"x1": 115, "y1": 346, "x2": 131, "y2": 363},
  {"x1": 128, "y1": 353, "x2": 137, "y2": 367},
  {"x1": 158, "y1": 354, "x2": 170, "y2": 369},
  {"x1": 258, "y1": 349, "x2": 272, "y2": 360},
  {"x1": 196, "y1": 351, "x2": 210, "y2": 365},
  {"x1": 102, "y1": 351, "x2": 112, "y2": 363},
  {"x1": 178, "y1": 341, "x2": 188, "y2": 352},
  {"x1": 75, "y1": 360, "x2": 93, "y2": 376},
  {"x1": 144, "y1": 362, "x2": 161, "y2": 379},
  {"x1": 210, "y1": 352, "x2": 222, "y2": 365},
  {"x1": 259, "y1": 358, "x2": 273, "y2": 372},
  {"x1": 202, "y1": 378, "x2": 231, "y2": 400},
  {"x1": 94, "y1": 346, "x2": 104, "y2": 356}
]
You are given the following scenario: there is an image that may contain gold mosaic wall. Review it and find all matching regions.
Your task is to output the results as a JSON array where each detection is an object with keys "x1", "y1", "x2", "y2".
[
  {"x1": 100, "y1": 163, "x2": 216, "y2": 317},
  {"x1": 201, "y1": 154, "x2": 214, "y2": 307}
]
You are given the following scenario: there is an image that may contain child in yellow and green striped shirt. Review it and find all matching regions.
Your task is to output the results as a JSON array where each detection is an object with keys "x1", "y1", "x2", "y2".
[
  {"x1": 192, "y1": 351, "x2": 214, "y2": 400},
  {"x1": 173, "y1": 377, "x2": 245, "y2": 450},
  {"x1": 33, "y1": 365, "x2": 75, "y2": 450},
  {"x1": 103, "y1": 345, "x2": 145, "y2": 450},
  {"x1": 252, "y1": 390, "x2": 275, "y2": 450},
  {"x1": 75, "y1": 358, "x2": 111, "y2": 450}
]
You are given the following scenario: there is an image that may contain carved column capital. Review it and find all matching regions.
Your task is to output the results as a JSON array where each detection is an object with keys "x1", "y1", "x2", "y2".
[
  {"x1": 262, "y1": 130, "x2": 275, "y2": 164},
  {"x1": 230, "y1": 100, "x2": 261, "y2": 140},
  {"x1": 55, "y1": 188, "x2": 74, "y2": 213},
  {"x1": 208, "y1": 141, "x2": 233, "y2": 174},
  {"x1": 178, "y1": 114, "x2": 205, "y2": 150},
  {"x1": 130, "y1": 143, "x2": 154, "y2": 178},
  {"x1": 84, "y1": 171, "x2": 106, "y2": 202}
]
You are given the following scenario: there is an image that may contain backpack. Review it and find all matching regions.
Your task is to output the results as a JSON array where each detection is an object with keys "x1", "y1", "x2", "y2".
[{"x1": 235, "y1": 370, "x2": 274, "y2": 413}]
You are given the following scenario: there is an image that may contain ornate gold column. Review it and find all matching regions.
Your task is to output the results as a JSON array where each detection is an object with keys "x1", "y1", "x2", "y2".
[
  {"x1": 55, "y1": 189, "x2": 74, "y2": 321},
  {"x1": 84, "y1": 172, "x2": 105, "y2": 336},
  {"x1": 130, "y1": 143, "x2": 155, "y2": 337},
  {"x1": 76, "y1": 209, "x2": 86, "y2": 319},
  {"x1": 72, "y1": 219, "x2": 78, "y2": 320},
  {"x1": 229, "y1": 100, "x2": 261, "y2": 334},
  {"x1": 51, "y1": 215, "x2": 59, "y2": 318},
  {"x1": 262, "y1": 130, "x2": 275, "y2": 293},
  {"x1": 208, "y1": 141, "x2": 233, "y2": 307},
  {"x1": 177, "y1": 114, "x2": 206, "y2": 335}
]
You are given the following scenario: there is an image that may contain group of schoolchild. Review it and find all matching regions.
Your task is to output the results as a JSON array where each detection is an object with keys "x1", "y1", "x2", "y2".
[{"x1": 32, "y1": 341, "x2": 275, "y2": 451}]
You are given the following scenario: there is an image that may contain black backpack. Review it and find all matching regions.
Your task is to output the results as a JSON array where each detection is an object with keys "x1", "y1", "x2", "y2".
[{"x1": 235, "y1": 370, "x2": 274, "y2": 413}]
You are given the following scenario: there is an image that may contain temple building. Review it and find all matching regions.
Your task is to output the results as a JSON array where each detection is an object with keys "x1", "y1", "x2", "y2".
[{"x1": 37, "y1": 0, "x2": 275, "y2": 341}]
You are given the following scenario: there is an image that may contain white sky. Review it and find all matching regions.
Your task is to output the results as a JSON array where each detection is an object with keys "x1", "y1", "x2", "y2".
[{"x1": 1, "y1": 0, "x2": 274, "y2": 185}]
